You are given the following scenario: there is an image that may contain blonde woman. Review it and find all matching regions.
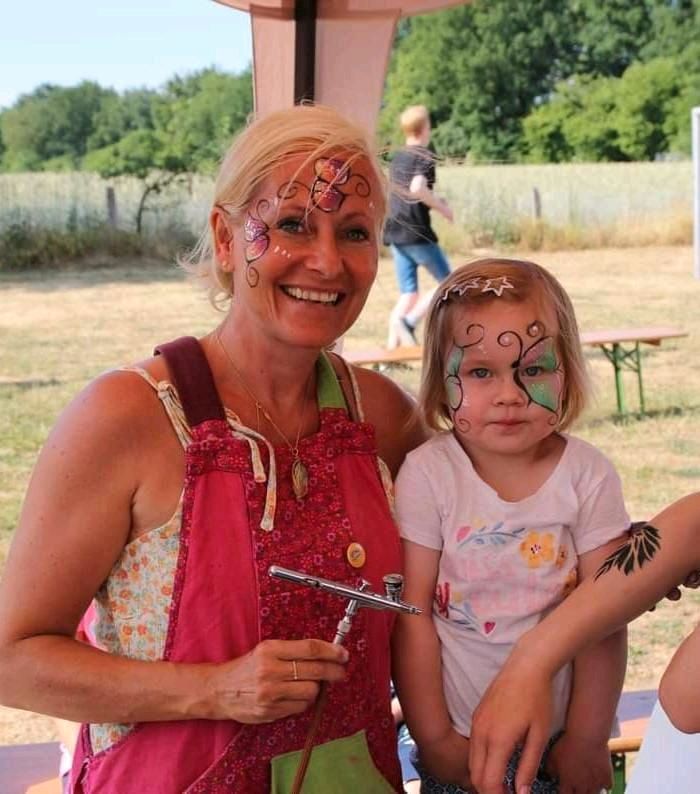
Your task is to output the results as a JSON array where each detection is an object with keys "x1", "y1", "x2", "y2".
[{"x1": 0, "y1": 105, "x2": 426, "y2": 793}]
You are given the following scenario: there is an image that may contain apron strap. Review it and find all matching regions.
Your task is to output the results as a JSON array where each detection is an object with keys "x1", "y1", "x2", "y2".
[{"x1": 154, "y1": 336, "x2": 225, "y2": 426}]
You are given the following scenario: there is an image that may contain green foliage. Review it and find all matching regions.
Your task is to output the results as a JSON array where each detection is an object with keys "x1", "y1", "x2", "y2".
[
  {"x1": 572, "y1": 0, "x2": 657, "y2": 77},
  {"x1": 381, "y1": 0, "x2": 700, "y2": 162},
  {"x1": 522, "y1": 57, "x2": 688, "y2": 162},
  {"x1": 83, "y1": 129, "x2": 161, "y2": 179},
  {"x1": 156, "y1": 68, "x2": 253, "y2": 174},
  {"x1": 0, "y1": 221, "x2": 194, "y2": 270},
  {"x1": 0, "y1": 82, "x2": 115, "y2": 171},
  {"x1": 87, "y1": 89, "x2": 157, "y2": 151},
  {"x1": 0, "y1": 69, "x2": 253, "y2": 178}
]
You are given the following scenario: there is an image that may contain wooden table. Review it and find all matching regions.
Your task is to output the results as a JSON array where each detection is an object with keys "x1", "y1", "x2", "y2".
[
  {"x1": 344, "y1": 326, "x2": 688, "y2": 416},
  {"x1": 579, "y1": 327, "x2": 687, "y2": 415}
]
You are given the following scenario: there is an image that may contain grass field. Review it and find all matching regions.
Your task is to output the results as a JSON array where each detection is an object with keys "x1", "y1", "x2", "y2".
[{"x1": 1, "y1": 245, "x2": 699, "y2": 745}]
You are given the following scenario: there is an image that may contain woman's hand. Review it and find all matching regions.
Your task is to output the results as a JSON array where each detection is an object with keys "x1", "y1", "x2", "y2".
[
  {"x1": 208, "y1": 638, "x2": 349, "y2": 723},
  {"x1": 469, "y1": 663, "x2": 553, "y2": 794}
]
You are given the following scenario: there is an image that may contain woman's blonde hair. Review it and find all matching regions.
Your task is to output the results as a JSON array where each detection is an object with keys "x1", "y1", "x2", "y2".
[
  {"x1": 420, "y1": 258, "x2": 590, "y2": 432},
  {"x1": 181, "y1": 103, "x2": 387, "y2": 307}
]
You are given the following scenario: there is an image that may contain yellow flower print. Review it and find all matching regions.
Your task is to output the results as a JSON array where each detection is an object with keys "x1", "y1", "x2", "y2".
[{"x1": 519, "y1": 531, "x2": 556, "y2": 568}]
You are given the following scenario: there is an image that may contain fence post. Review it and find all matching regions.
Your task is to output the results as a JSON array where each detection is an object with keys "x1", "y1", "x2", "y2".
[
  {"x1": 532, "y1": 186, "x2": 542, "y2": 220},
  {"x1": 106, "y1": 186, "x2": 118, "y2": 228}
]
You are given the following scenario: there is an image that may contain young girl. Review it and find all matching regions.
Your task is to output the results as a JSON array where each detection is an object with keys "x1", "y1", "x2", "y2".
[{"x1": 393, "y1": 258, "x2": 630, "y2": 793}]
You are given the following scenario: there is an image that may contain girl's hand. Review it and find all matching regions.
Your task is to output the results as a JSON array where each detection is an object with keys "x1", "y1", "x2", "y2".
[
  {"x1": 545, "y1": 733, "x2": 612, "y2": 794},
  {"x1": 419, "y1": 728, "x2": 471, "y2": 788},
  {"x1": 207, "y1": 638, "x2": 349, "y2": 723}
]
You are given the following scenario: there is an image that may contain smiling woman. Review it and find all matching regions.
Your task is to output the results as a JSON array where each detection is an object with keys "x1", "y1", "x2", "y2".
[{"x1": 0, "y1": 105, "x2": 426, "y2": 793}]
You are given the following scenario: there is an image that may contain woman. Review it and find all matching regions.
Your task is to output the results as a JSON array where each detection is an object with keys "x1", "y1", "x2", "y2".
[{"x1": 0, "y1": 105, "x2": 426, "y2": 792}]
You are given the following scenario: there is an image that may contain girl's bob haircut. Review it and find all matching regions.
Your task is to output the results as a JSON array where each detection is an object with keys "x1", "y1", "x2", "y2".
[
  {"x1": 420, "y1": 257, "x2": 590, "y2": 433},
  {"x1": 182, "y1": 103, "x2": 387, "y2": 307}
]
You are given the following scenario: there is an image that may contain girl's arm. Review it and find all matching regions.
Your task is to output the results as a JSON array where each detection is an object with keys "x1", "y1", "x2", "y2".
[
  {"x1": 392, "y1": 540, "x2": 470, "y2": 787},
  {"x1": 659, "y1": 623, "x2": 700, "y2": 733},
  {"x1": 0, "y1": 374, "x2": 347, "y2": 724},
  {"x1": 469, "y1": 492, "x2": 700, "y2": 794},
  {"x1": 545, "y1": 536, "x2": 628, "y2": 793}
]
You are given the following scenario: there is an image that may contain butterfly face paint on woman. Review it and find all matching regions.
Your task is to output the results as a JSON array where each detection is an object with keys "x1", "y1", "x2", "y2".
[
  {"x1": 444, "y1": 301, "x2": 565, "y2": 455},
  {"x1": 239, "y1": 156, "x2": 372, "y2": 288}
]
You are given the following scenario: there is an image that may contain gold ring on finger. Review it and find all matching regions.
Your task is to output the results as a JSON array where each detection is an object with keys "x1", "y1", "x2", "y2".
[{"x1": 292, "y1": 659, "x2": 299, "y2": 681}]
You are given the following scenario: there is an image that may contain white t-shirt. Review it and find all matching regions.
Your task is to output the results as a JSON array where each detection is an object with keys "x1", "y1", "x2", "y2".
[{"x1": 395, "y1": 432, "x2": 630, "y2": 737}]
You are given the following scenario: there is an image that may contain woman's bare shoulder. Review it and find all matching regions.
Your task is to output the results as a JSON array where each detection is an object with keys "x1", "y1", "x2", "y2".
[{"x1": 349, "y1": 364, "x2": 430, "y2": 478}]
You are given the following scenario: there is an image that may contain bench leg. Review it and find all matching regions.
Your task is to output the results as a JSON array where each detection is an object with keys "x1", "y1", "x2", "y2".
[
  {"x1": 600, "y1": 343, "x2": 647, "y2": 416},
  {"x1": 610, "y1": 751, "x2": 626, "y2": 793},
  {"x1": 633, "y1": 343, "x2": 645, "y2": 414},
  {"x1": 600, "y1": 343, "x2": 627, "y2": 415}
]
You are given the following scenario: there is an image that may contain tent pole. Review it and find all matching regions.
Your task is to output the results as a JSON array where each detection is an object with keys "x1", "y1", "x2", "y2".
[{"x1": 294, "y1": 0, "x2": 317, "y2": 103}]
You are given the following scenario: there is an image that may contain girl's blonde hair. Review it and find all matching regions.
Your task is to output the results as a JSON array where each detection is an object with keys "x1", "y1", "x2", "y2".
[
  {"x1": 420, "y1": 258, "x2": 590, "y2": 432},
  {"x1": 181, "y1": 103, "x2": 387, "y2": 307}
]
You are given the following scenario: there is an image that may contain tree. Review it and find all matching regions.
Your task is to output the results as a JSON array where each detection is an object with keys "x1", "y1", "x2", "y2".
[
  {"x1": 572, "y1": 0, "x2": 657, "y2": 77},
  {"x1": 380, "y1": 1, "x2": 581, "y2": 161},
  {"x1": 0, "y1": 82, "x2": 114, "y2": 171},
  {"x1": 82, "y1": 68, "x2": 253, "y2": 232},
  {"x1": 522, "y1": 56, "x2": 686, "y2": 162},
  {"x1": 87, "y1": 89, "x2": 157, "y2": 152},
  {"x1": 156, "y1": 68, "x2": 253, "y2": 174}
]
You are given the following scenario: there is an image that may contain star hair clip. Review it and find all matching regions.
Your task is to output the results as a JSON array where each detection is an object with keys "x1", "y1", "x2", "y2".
[{"x1": 439, "y1": 276, "x2": 515, "y2": 302}]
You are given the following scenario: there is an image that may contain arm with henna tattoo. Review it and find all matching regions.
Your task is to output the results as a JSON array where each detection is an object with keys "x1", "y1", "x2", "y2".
[{"x1": 468, "y1": 492, "x2": 700, "y2": 794}]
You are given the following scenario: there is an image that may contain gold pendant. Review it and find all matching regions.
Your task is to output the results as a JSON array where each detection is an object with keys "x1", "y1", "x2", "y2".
[{"x1": 291, "y1": 457, "x2": 309, "y2": 500}]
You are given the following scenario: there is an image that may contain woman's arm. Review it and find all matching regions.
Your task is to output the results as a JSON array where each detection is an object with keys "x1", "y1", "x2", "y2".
[
  {"x1": 469, "y1": 492, "x2": 700, "y2": 794},
  {"x1": 0, "y1": 372, "x2": 347, "y2": 724},
  {"x1": 659, "y1": 623, "x2": 700, "y2": 733}
]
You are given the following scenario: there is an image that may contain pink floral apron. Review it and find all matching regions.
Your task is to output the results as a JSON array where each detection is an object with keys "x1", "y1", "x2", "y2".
[{"x1": 71, "y1": 336, "x2": 402, "y2": 793}]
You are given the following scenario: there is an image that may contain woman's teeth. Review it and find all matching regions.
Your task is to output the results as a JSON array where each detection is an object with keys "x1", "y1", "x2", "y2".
[{"x1": 283, "y1": 286, "x2": 339, "y2": 304}]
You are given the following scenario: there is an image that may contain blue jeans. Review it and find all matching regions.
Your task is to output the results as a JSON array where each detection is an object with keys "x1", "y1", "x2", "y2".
[{"x1": 391, "y1": 242, "x2": 451, "y2": 294}]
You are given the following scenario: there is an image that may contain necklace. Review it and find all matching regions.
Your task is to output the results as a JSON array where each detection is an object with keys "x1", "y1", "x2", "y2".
[{"x1": 216, "y1": 330, "x2": 312, "y2": 501}]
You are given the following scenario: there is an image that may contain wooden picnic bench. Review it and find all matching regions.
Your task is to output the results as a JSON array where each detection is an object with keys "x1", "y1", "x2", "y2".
[
  {"x1": 0, "y1": 740, "x2": 61, "y2": 794},
  {"x1": 344, "y1": 326, "x2": 688, "y2": 416}
]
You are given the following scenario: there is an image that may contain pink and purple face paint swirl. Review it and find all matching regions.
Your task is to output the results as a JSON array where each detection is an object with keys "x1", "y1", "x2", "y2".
[{"x1": 240, "y1": 156, "x2": 371, "y2": 288}]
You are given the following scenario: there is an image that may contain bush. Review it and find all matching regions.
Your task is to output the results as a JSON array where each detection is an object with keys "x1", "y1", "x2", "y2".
[{"x1": 0, "y1": 222, "x2": 195, "y2": 271}]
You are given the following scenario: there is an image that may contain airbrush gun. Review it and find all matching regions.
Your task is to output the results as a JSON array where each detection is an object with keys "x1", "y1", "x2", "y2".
[
  {"x1": 268, "y1": 565, "x2": 421, "y2": 644},
  {"x1": 267, "y1": 565, "x2": 421, "y2": 794}
]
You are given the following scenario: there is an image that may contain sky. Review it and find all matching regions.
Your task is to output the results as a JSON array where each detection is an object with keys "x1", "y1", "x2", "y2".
[{"x1": 0, "y1": 0, "x2": 253, "y2": 110}]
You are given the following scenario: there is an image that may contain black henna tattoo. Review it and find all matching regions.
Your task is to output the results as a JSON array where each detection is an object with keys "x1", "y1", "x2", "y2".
[{"x1": 594, "y1": 523, "x2": 661, "y2": 579}]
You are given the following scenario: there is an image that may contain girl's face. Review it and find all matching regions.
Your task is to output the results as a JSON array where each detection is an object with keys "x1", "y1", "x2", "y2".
[
  {"x1": 444, "y1": 298, "x2": 565, "y2": 459},
  {"x1": 213, "y1": 153, "x2": 380, "y2": 351}
]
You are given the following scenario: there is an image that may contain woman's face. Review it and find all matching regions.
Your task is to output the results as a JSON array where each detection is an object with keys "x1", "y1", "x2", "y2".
[{"x1": 217, "y1": 153, "x2": 381, "y2": 351}]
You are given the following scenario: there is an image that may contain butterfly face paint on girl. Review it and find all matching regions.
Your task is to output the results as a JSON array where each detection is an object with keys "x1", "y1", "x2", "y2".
[{"x1": 444, "y1": 300, "x2": 565, "y2": 457}]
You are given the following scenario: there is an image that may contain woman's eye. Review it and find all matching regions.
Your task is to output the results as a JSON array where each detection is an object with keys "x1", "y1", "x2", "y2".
[
  {"x1": 469, "y1": 368, "x2": 490, "y2": 379},
  {"x1": 345, "y1": 226, "x2": 370, "y2": 242},
  {"x1": 277, "y1": 218, "x2": 306, "y2": 234},
  {"x1": 522, "y1": 365, "x2": 542, "y2": 377}
]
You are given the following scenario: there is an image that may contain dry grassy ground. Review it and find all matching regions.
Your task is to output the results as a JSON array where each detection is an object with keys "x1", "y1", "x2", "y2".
[{"x1": 1, "y1": 246, "x2": 699, "y2": 746}]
